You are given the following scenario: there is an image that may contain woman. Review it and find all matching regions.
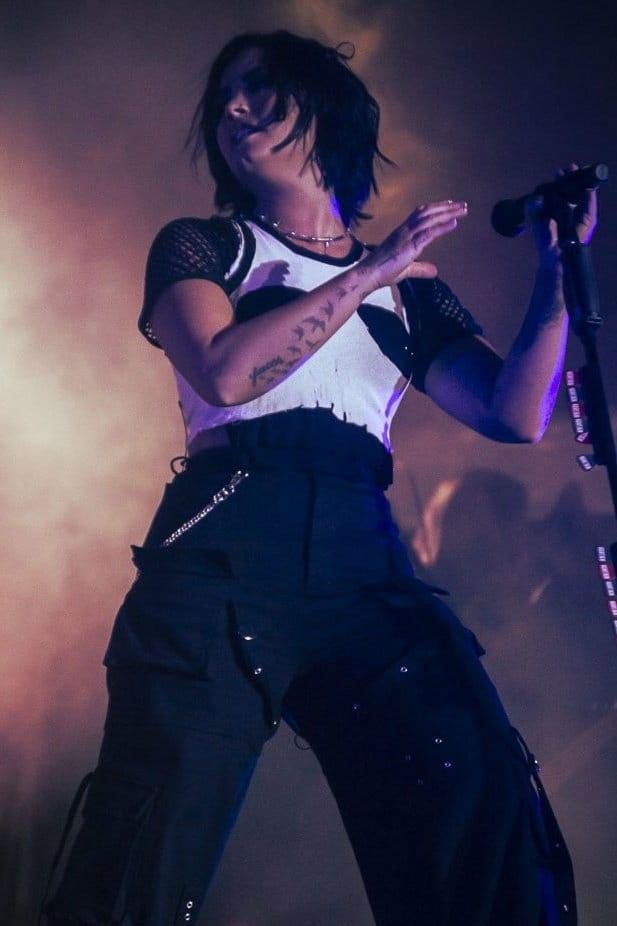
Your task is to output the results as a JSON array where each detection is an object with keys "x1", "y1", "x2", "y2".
[{"x1": 43, "y1": 29, "x2": 594, "y2": 926}]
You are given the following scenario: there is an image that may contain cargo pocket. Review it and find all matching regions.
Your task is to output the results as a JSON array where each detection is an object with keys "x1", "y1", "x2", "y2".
[
  {"x1": 103, "y1": 545, "x2": 233, "y2": 678},
  {"x1": 130, "y1": 542, "x2": 234, "y2": 579},
  {"x1": 359, "y1": 575, "x2": 454, "y2": 652},
  {"x1": 45, "y1": 766, "x2": 158, "y2": 924}
]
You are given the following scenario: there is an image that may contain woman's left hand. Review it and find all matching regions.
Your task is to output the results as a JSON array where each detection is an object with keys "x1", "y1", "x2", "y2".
[{"x1": 526, "y1": 162, "x2": 598, "y2": 261}]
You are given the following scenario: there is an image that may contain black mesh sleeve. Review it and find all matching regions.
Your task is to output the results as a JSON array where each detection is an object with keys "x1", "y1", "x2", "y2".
[
  {"x1": 400, "y1": 276, "x2": 484, "y2": 393},
  {"x1": 138, "y1": 216, "x2": 241, "y2": 349}
]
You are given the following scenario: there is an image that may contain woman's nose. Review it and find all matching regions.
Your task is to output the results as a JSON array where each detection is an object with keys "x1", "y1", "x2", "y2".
[{"x1": 224, "y1": 90, "x2": 250, "y2": 119}]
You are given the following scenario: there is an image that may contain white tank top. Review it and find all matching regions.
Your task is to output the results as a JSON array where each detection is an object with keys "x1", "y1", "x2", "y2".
[{"x1": 138, "y1": 215, "x2": 482, "y2": 453}]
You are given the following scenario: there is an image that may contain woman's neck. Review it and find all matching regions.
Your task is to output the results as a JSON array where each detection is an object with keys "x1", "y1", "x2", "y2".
[{"x1": 250, "y1": 187, "x2": 347, "y2": 238}]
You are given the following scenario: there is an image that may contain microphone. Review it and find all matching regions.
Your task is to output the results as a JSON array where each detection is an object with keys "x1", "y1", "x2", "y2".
[{"x1": 491, "y1": 163, "x2": 608, "y2": 237}]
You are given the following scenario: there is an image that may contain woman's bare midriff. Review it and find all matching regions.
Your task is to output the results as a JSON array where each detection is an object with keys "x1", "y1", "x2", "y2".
[{"x1": 187, "y1": 425, "x2": 232, "y2": 456}]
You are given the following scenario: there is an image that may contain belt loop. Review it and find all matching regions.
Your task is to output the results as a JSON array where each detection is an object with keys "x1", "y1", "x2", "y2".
[
  {"x1": 224, "y1": 422, "x2": 252, "y2": 472},
  {"x1": 225, "y1": 421, "x2": 241, "y2": 449},
  {"x1": 170, "y1": 455, "x2": 188, "y2": 475}
]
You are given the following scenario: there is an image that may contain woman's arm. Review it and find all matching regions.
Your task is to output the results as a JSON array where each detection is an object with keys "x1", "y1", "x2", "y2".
[
  {"x1": 150, "y1": 200, "x2": 468, "y2": 406},
  {"x1": 150, "y1": 266, "x2": 377, "y2": 406},
  {"x1": 424, "y1": 258, "x2": 568, "y2": 443},
  {"x1": 424, "y1": 166, "x2": 597, "y2": 443}
]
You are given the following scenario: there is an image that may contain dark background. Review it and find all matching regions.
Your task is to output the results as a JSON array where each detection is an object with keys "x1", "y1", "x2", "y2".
[{"x1": 1, "y1": 1, "x2": 615, "y2": 923}]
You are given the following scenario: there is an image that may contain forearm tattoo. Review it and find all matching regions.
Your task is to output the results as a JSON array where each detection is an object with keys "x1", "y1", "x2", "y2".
[
  {"x1": 247, "y1": 280, "x2": 369, "y2": 391},
  {"x1": 250, "y1": 356, "x2": 286, "y2": 387}
]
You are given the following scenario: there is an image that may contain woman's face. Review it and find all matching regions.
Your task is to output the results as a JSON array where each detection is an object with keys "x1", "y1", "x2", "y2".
[{"x1": 214, "y1": 46, "x2": 315, "y2": 191}]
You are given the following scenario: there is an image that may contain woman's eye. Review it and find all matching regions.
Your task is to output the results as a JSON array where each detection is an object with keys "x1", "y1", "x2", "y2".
[
  {"x1": 213, "y1": 69, "x2": 272, "y2": 116},
  {"x1": 245, "y1": 66, "x2": 273, "y2": 92},
  {"x1": 246, "y1": 73, "x2": 266, "y2": 88},
  {"x1": 246, "y1": 79, "x2": 269, "y2": 97}
]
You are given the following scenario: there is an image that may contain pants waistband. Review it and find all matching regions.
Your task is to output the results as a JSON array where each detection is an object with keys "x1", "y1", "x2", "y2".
[{"x1": 182, "y1": 443, "x2": 394, "y2": 489}]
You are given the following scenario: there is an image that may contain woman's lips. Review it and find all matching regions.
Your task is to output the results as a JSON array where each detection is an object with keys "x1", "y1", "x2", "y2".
[{"x1": 232, "y1": 126, "x2": 261, "y2": 146}]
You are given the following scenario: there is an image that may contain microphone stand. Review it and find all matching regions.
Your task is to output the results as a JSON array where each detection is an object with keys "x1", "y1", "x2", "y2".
[{"x1": 549, "y1": 189, "x2": 617, "y2": 637}]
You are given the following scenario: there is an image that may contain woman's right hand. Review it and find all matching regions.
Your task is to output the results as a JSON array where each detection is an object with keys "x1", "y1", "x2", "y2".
[{"x1": 358, "y1": 199, "x2": 468, "y2": 289}]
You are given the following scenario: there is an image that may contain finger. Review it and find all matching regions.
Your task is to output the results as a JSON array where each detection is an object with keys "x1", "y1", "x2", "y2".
[
  {"x1": 576, "y1": 189, "x2": 598, "y2": 242},
  {"x1": 412, "y1": 200, "x2": 468, "y2": 218},
  {"x1": 407, "y1": 200, "x2": 468, "y2": 224},
  {"x1": 583, "y1": 187, "x2": 598, "y2": 216},
  {"x1": 410, "y1": 205, "x2": 468, "y2": 236},
  {"x1": 402, "y1": 261, "x2": 438, "y2": 279},
  {"x1": 411, "y1": 215, "x2": 461, "y2": 252}
]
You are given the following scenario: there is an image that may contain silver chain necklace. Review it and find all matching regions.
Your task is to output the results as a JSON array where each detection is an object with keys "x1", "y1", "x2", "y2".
[{"x1": 253, "y1": 211, "x2": 351, "y2": 251}]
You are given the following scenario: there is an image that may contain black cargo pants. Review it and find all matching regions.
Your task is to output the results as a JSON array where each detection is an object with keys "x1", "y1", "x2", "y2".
[{"x1": 42, "y1": 434, "x2": 577, "y2": 926}]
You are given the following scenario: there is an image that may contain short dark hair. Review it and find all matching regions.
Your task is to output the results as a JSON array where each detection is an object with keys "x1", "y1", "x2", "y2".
[{"x1": 184, "y1": 29, "x2": 395, "y2": 228}]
